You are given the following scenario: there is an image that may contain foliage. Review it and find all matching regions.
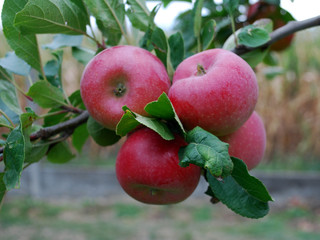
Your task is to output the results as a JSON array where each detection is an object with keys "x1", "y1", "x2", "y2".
[{"x1": 0, "y1": 0, "x2": 317, "y2": 218}]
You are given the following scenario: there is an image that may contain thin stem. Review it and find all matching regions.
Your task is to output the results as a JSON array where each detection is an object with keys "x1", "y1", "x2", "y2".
[
  {"x1": 39, "y1": 110, "x2": 68, "y2": 119},
  {"x1": 230, "y1": 14, "x2": 238, "y2": 47},
  {"x1": 0, "y1": 110, "x2": 15, "y2": 127},
  {"x1": 27, "y1": 74, "x2": 33, "y2": 86}
]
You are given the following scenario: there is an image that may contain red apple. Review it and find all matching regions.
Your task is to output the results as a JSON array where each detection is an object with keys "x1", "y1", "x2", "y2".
[
  {"x1": 116, "y1": 127, "x2": 201, "y2": 205},
  {"x1": 80, "y1": 45, "x2": 171, "y2": 130},
  {"x1": 247, "y1": 1, "x2": 294, "y2": 51},
  {"x1": 220, "y1": 111, "x2": 266, "y2": 170},
  {"x1": 168, "y1": 48, "x2": 258, "y2": 136}
]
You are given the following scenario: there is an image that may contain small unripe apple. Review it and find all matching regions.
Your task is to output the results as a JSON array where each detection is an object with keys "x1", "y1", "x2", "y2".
[
  {"x1": 168, "y1": 48, "x2": 258, "y2": 136},
  {"x1": 220, "y1": 111, "x2": 266, "y2": 170},
  {"x1": 116, "y1": 127, "x2": 201, "y2": 205},
  {"x1": 80, "y1": 45, "x2": 171, "y2": 130}
]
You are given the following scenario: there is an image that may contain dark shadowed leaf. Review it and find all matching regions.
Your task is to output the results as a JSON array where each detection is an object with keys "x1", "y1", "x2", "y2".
[
  {"x1": 231, "y1": 157, "x2": 273, "y2": 202},
  {"x1": 87, "y1": 117, "x2": 121, "y2": 146},
  {"x1": 168, "y1": 32, "x2": 185, "y2": 70},
  {"x1": 47, "y1": 141, "x2": 75, "y2": 164},
  {"x1": 151, "y1": 27, "x2": 168, "y2": 68},
  {"x1": 206, "y1": 171, "x2": 270, "y2": 219},
  {"x1": 72, "y1": 123, "x2": 89, "y2": 152},
  {"x1": 72, "y1": 47, "x2": 95, "y2": 65}
]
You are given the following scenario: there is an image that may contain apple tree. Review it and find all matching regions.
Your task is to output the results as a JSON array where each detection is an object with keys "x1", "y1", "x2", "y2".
[{"x1": 0, "y1": 0, "x2": 319, "y2": 219}]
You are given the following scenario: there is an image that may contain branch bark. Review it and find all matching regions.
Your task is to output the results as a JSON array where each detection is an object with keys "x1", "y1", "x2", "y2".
[
  {"x1": 232, "y1": 15, "x2": 320, "y2": 55},
  {"x1": 0, "y1": 111, "x2": 90, "y2": 156}
]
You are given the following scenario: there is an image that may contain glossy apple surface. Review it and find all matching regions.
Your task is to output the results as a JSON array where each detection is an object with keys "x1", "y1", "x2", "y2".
[
  {"x1": 168, "y1": 48, "x2": 258, "y2": 136},
  {"x1": 220, "y1": 111, "x2": 266, "y2": 170},
  {"x1": 80, "y1": 45, "x2": 171, "y2": 130},
  {"x1": 116, "y1": 127, "x2": 201, "y2": 205},
  {"x1": 247, "y1": 1, "x2": 294, "y2": 51}
]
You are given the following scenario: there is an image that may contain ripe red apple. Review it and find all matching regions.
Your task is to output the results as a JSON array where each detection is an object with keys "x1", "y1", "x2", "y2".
[
  {"x1": 247, "y1": 1, "x2": 294, "y2": 51},
  {"x1": 168, "y1": 48, "x2": 258, "y2": 136},
  {"x1": 220, "y1": 111, "x2": 266, "y2": 170},
  {"x1": 80, "y1": 45, "x2": 171, "y2": 130},
  {"x1": 116, "y1": 127, "x2": 201, "y2": 205}
]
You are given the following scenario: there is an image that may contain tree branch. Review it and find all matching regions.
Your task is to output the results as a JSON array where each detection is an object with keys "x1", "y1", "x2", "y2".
[
  {"x1": 232, "y1": 15, "x2": 320, "y2": 55},
  {"x1": 0, "y1": 111, "x2": 90, "y2": 156},
  {"x1": 30, "y1": 111, "x2": 90, "y2": 140}
]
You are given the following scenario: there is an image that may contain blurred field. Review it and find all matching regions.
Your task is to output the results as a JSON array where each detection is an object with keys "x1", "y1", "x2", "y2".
[{"x1": 0, "y1": 196, "x2": 319, "y2": 240}]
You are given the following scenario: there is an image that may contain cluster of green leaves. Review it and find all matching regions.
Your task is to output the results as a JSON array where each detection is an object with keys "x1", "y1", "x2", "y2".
[{"x1": 0, "y1": 0, "x2": 278, "y2": 217}]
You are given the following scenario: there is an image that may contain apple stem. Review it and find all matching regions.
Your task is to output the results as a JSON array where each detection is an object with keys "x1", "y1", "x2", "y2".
[
  {"x1": 113, "y1": 83, "x2": 126, "y2": 97},
  {"x1": 197, "y1": 64, "x2": 206, "y2": 76}
]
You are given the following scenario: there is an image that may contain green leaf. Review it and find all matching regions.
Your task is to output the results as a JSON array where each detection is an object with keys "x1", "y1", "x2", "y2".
[
  {"x1": 72, "y1": 123, "x2": 89, "y2": 152},
  {"x1": 201, "y1": 19, "x2": 216, "y2": 50},
  {"x1": 116, "y1": 106, "x2": 174, "y2": 140},
  {"x1": 252, "y1": 19, "x2": 273, "y2": 34},
  {"x1": 240, "y1": 49, "x2": 269, "y2": 68},
  {"x1": 71, "y1": 47, "x2": 95, "y2": 65},
  {"x1": 3, "y1": 125, "x2": 25, "y2": 190},
  {"x1": 0, "y1": 172, "x2": 6, "y2": 204},
  {"x1": 238, "y1": 25, "x2": 271, "y2": 48},
  {"x1": 179, "y1": 127, "x2": 233, "y2": 178},
  {"x1": 43, "y1": 34, "x2": 83, "y2": 50},
  {"x1": 139, "y1": 4, "x2": 160, "y2": 51},
  {"x1": 87, "y1": 117, "x2": 121, "y2": 146},
  {"x1": 0, "y1": 80, "x2": 22, "y2": 115},
  {"x1": 47, "y1": 141, "x2": 75, "y2": 164},
  {"x1": 144, "y1": 92, "x2": 185, "y2": 134},
  {"x1": 1, "y1": 0, "x2": 42, "y2": 72},
  {"x1": 151, "y1": 27, "x2": 168, "y2": 68},
  {"x1": 84, "y1": 0, "x2": 125, "y2": 46},
  {"x1": 20, "y1": 111, "x2": 48, "y2": 164},
  {"x1": 14, "y1": 0, "x2": 89, "y2": 35},
  {"x1": 69, "y1": 89, "x2": 86, "y2": 110},
  {"x1": 206, "y1": 171, "x2": 270, "y2": 219},
  {"x1": 193, "y1": 0, "x2": 204, "y2": 39},
  {"x1": 231, "y1": 157, "x2": 273, "y2": 202},
  {"x1": 43, "y1": 50, "x2": 63, "y2": 88},
  {"x1": 127, "y1": 0, "x2": 150, "y2": 31},
  {"x1": 168, "y1": 32, "x2": 185, "y2": 70},
  {"x1": 223, "y1": 0, "x2": 239, "y2": 15},
  {"x1": 27, "y1": 81, "x2": 66, "y2": 108},
  {"x1": 0, "y1": 52, "x2": 31, "y2": 76}
]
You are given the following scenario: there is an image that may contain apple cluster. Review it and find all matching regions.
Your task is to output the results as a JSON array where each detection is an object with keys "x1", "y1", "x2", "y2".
[{"x1": 80, "y1": 45, "x2": 266, "y2": 205}]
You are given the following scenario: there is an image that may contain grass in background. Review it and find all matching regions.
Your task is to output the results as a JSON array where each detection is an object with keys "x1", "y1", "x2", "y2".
[{"x1": 0, "y1": 198, "x2": 319, "y2": 240}]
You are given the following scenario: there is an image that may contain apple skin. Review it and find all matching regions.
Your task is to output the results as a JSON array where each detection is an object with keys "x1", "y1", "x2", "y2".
[
  {"x1": 220, "y1": 111, "x2": 266, "y2": 170},
  {"x1": 116, "y1": 127, "x2": 201, "y2": 205},
  {"x1": 168, "y1": 48, "x2": 258, "y2": 136},
  {"x1": 80, "y1": 45, "x2": 171, "y2": 130},
  {"x1": 247, "y1": 1, "x2": 294, "y2": 51}
]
